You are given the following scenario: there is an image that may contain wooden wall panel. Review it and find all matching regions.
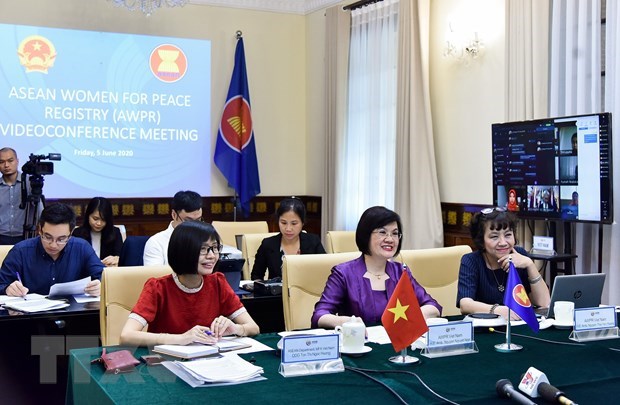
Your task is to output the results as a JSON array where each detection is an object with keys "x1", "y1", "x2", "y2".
[{"x1": 56, "y1": 195, "x2": 322, "y2": 237}]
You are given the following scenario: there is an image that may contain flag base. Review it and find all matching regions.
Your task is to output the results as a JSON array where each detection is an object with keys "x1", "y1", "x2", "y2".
[
  {"x1": 388, "y1": 354, "x2": 420, "y2": 364},
  {"x1": 494, "y1": 342, "x2": 523, "y2": 352},
  {"x1": 388, "y1": 348, "x2": 419, "y2": 364}
]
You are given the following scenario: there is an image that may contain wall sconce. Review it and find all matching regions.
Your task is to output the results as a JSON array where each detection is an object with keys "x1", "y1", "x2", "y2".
[{"x1": 443, "y1": 25, "x2": 484, "y2": 64}]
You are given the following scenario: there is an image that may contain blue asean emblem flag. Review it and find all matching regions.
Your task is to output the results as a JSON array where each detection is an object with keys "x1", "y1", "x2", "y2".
[
  {"x1": 214, "y1": 37, "x2": 261, "y2": 215},
  {"x1": 503, "y1": 261, "x2": 539, "y2": 333}
]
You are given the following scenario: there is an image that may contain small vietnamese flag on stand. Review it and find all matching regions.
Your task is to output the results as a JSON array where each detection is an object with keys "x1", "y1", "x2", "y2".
[{"x1": 381, "y1": 269, "x2": 428, "y2": 363}]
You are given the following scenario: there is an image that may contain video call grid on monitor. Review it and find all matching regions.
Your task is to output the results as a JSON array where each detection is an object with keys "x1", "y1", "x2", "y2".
[{"x1": 492, "y1": 113, "x2": 613, "y2": 224}]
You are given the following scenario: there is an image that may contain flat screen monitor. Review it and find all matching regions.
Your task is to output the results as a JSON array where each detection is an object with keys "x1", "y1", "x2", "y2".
[{"x1": 491, "y1": 113, "x2": 613, "y2": 223}]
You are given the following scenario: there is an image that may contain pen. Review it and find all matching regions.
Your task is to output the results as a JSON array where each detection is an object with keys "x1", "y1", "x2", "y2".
[
  {"x1": 15, "y1": 272, "x2": 27, "y2": 300},
  {"x1": 205, "y1": 330, "x2": 213, "y2": 336}
]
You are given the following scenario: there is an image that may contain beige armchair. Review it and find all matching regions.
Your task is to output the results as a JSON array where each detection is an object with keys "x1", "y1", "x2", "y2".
[
  {"x1": 325, "y1": 231, "x2": 357, "y2": 253},
  {"x1": 211, "y1": 221, "x2": 269, "y2": 248},
  {"x1": 241, "y1": 232, "x2": 278, "y2": 280},
  {"x1": 281, "y1": 252, "x2": 359, "y2": 331},
  {"x1": 0, "y1": 245, "x2": 13, "y2": 265},
  {"x1": 397, "y1": 245, "x2": 472, "y2": 316},
  {"x1": 100, "y1": 265, "x2": 172, "y2": 346}
]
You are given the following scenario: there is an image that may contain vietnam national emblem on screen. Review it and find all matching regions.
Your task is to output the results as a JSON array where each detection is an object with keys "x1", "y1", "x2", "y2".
[{"x1": 17, "y1": 35, "x2": 57, "y2": 74}]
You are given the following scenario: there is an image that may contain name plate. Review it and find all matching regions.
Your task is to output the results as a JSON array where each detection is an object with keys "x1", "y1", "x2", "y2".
[
  {"x1": 427, "y1": 321, "x2": 474, "y2": 348},
  {"x1": 574, "y1": 306, "x2": 617, "y2": 331},
  {"x1": 532, "y1": 236, "x2": 554, "y2": 252},
  {"x1": 281, "y1": 334, "x2": 340, "y2": 364}
]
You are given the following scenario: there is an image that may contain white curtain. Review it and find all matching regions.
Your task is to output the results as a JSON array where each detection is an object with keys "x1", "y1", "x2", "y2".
[
  {"x1": 549, "y1": 1, "x2": 610, "y2": 297},
  {"x1": 603, "y1": 1, "x2": 620, "y2": 305},
  {"x1": 394, "y1": 0, "x2": 442, "y2": 249},
  {"x1": 337, "y1": 0, "x2": 400, "y2": 230},
  {"x1": 323, "y1": 6, "x2": 351, "y2": 238}
]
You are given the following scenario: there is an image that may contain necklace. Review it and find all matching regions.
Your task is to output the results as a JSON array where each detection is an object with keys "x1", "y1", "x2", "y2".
[
  {"x1": 484, "y1": 252, "x2": 505, "y2": 292},
  {"x1": 366, "y1": 271, "x2": 386, "y2": 280},
  {"x1": 491, "y1": 270, "x2": 505, "y2": 293}
]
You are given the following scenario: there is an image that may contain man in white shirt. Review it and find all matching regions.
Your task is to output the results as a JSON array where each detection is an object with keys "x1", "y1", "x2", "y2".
[
  {"x1": 143, "y1": 190, "x2": 244, "y2": 265},
  {"x1": 143, "y1": 190, "x2": 204, "y2": 265}
]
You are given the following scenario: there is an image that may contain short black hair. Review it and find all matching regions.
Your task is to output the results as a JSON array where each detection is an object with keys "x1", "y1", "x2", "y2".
[
  {"x1": 39, "y1": 203, "x2": 77, "y2": 231},
  {"x1": 276, "y1": 197, "x2": 306, "y2": 223},
  {"x1": 168, "y1": 221, "x2": 221, "y2": 275},
  {"x1": 0, "y1": 147, "x2": 17, "y2": 157},
  {"x1": 171, "y1": 190, "x2": 202, "y2": 213},
  {"x1": 470, "y1": 209, "x2": 518, "y2": 251},
  {"x1": 355, "y1": 206, "x2": 403, "y2": 256}
]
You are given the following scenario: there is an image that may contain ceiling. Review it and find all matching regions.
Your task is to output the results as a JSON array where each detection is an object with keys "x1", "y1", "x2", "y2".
[{"x1": 191, "y1": 0, "x2": 344, "y2": 15}]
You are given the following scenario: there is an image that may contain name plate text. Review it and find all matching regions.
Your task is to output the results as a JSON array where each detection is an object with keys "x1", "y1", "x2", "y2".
[
  {"x1": 574, "y1": 306, "x2": 617, "y2": 331},
  {"x1": 281, "y1": 334, "x2": 340, "y2": 364},
  {"x1": 427, "y1": 321, "x2": 474, "y2": 348}
]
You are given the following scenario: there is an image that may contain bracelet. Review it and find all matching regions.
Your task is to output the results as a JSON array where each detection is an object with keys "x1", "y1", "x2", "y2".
[
  {"x1": 528, "y1": 274, "x2": 543, "y2": 284},
  {"x1": 490, "y1": 304, "x2": 499, "y2": 314}
]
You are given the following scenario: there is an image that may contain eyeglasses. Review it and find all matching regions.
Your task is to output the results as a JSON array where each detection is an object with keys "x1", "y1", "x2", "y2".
[
  {"x1": 41, "y1": 234, "x2": 71, "y2": 245},
  {"x1": 200, "y1": 244, "x2": 223, "y2": 256},
  {"x1": 373, "y1": 229, "x2": 402, "y2": 240},
  {"x1": 480, "y1": 207, "x2": 506, "y2": 215}
]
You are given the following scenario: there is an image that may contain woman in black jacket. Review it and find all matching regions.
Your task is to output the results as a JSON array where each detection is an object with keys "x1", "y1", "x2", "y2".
[
  {"x1": 73, "y1": 197, "x2": 123, "y2": 266},
  {"x1": 251, "y1": 197, "x2": 325, "y2": 280}
]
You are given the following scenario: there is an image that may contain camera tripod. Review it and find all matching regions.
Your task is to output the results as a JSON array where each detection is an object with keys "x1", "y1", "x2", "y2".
[{"x1": 21, "y1": 173, "x2": 45, "y2": 240}]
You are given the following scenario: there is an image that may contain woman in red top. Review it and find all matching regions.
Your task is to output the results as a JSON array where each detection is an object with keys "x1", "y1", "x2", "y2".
[{"x1": 120, "y1": 221, "x2": 259, "y2": 346}]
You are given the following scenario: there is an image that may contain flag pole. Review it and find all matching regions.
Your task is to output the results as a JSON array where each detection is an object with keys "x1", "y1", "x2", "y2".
[
  {"x1": 389, "y1": 347, "x2": 419, "y2": 365},
  {"x1": 232, "y1": 193, "x2": 238, "y2": 222},
  {"x1": 494, "y1": 297, "x2": 523, "y2": 352}
]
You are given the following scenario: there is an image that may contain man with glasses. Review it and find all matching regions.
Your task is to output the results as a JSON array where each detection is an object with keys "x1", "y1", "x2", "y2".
[
  {"x1": 0, "y1": 203, "x2": 103, "y2": 296},
  {"x1": 143, "y1": 190, "x2": 204, "y2": 266}
]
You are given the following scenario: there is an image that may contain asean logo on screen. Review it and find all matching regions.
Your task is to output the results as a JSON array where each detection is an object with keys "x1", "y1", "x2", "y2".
[
  {"x1": 150, "y1": 44, "x2": 187, "y2": 83},
  {"x1": 220, "y1": 96, "x2": 253, "y2": 152},
  {"x1": 17, "y1": 35, "x2": 57, "y2": 73}
]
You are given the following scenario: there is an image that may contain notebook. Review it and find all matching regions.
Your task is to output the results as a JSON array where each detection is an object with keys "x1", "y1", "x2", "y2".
[
  {"x1": 153, "y1": 344, "x2": 219, "y2": 360},
  {"x1": 545, "y1": 273, "x2": 606, "y2": 318}
]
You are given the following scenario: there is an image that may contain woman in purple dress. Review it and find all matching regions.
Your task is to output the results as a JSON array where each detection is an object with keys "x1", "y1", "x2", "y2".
[{"x1": 311, "y1": 206, "x2": 441, "y2": 328}]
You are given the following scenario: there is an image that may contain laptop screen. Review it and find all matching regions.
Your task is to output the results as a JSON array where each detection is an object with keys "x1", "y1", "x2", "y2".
[
  {"x1": 546, "y1": 273, "x2": 606, "y2": 318},
  {"x1": 216, "y1": 259, "x2": 249, "y2": 296}
]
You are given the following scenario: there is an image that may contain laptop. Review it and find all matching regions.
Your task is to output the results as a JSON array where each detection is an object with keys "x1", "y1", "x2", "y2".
[
  {"x1": 216, "y1": 258, "x2": 250, "y2": 296},
  {"x1": 545, "y1": 273, "x2": 606, "y2": 318}
]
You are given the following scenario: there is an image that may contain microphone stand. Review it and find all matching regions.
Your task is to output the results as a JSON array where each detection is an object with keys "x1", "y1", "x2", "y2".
[
  {"x1": 494, "y1": 308, "x2": 523, "y2": 352},
  {"x1": 388, "y1": 347, "x2": 419, "y2": 365}
]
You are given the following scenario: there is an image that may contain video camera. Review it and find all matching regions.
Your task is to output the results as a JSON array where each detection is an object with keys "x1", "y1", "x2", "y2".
[
  {"x1": 22, "y1": 153, "x2": 61, "y2": 176},
  {"x1": 20, "y1": 153, "x2": 62, "y2": 239}
]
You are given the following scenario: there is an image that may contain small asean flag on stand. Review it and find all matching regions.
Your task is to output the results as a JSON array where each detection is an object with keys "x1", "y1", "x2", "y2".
[
  {"x1": 504, "y1": 261, "x2": 540, "y2": 333},
  {"x1": 214, "y1": 37, "x2": 261, "y2": 216},
  {"x1": 381, "y1": 271, "x2": 428, "y2": 352}
]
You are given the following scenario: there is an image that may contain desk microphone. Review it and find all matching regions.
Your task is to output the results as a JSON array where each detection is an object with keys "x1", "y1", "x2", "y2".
[
  {"x1": 518, "y1": 367, "x2": 578, "y2": 405},
  {"x1": 496, "y1": 379, "x2": 536, "y2": 405}
]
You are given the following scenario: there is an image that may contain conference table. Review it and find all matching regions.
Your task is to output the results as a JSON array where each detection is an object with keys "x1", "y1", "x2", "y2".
[
  {"x1": 67, "y1": 317, "x2": 620, "y2": 404},
  {"x1": 0, "y1": 296, "x2": 100, "y2": 405}
]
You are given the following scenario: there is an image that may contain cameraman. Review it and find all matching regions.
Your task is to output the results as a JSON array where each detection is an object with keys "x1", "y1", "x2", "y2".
[{"x1": 0, "y1": 148, "x2": 26, "y2": 245}]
